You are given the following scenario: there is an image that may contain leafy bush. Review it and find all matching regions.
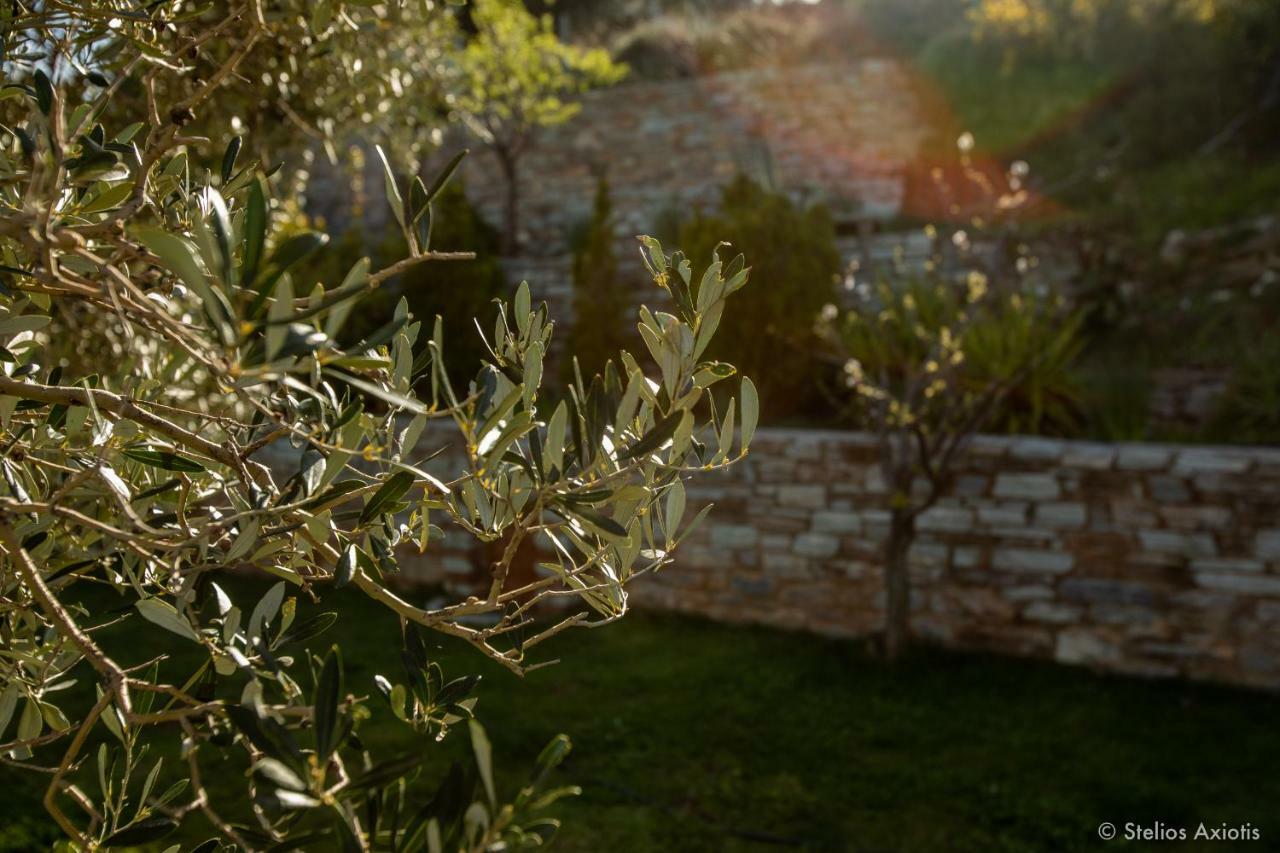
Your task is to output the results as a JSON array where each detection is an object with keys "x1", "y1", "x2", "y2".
[
  {"x1": 677, "y1": 175, "x2": 841, "y2": 420},
  {"x1": 1080, "y1": 358, "x2": 1155, "y2": 441},
  {"x1": 1205, "y1": 339, "x2": 1280, "y2": 445},
  {"x1": 564, "y1": 178, "x2": 629, "y2": 381},
  {"x1": 0, "y1": 3, "x2": 757, "y2": 850}
]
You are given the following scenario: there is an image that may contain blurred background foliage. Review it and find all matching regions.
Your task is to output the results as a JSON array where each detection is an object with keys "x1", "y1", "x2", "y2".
[
  {"x1": 565, "y1": 179, "x2": 629, "y2": 383},
  {"x1": 501, "y1": 0, "x2": 1279, "y2": 444},
  {"x1": 675, "y1": 175, "x2": 842, "y2": 422},
  {"x1": 279, "y1": 0, "x2": 1278, "y2": 442},
  {"x1": 290, "y1": 181, "x2": 508, "y2": 393}
]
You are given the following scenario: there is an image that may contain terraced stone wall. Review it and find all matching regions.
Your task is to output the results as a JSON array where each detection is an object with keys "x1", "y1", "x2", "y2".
[{"x1": 401, "y1": 427, "x2": 1280, "y2": 689}]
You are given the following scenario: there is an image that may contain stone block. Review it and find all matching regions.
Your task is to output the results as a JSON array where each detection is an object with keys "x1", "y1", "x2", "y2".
[
  {"x1": 755, "y1": 462, "x2": 797, "y2": 482},
  {"x1": 1061, "y1": 442, "x2": 1116, "y2": 470},
  {"x1": 993, "y1": 548, "x2": 1074, "y2": 574},
  {"x1": 990, "y1": 527, "x2": 1058, "y2": 543},
  {"x1": 1138, "y1": 529, "x2": 1217, "y2": 558},
  {"x1": 1116, "y1": 446, "x2": 1173, "y2": 471},
  {"x1": 946, "y1": 587, "x2": 1016, "y2": 620},
  {"x1": 1056, "y1": 629, "x2": 1122, "y2": 665},
  {"x1": 1024, "y1": 602, "x2": 1083, "y2": 624},
  {"x1": 917, "y1": 505, "x2": 975, "y2": 533},
  {"x1": 763, "y1": 552, "x2": 811, "y2": 578},
  {"x1": 710, "y1": 524, "x2": 759, "y2": 550},
  {"x1": 909, "y1": 542, "x2": 948, "y2": 567},
  {"x1": 1090, "y1": 603, "x2": 1160, "y2": 629},
  {"x1": 443, "y1": 556, "x2": 474, "y2": 576},
  {"x1": 831, "y1": 559, "x2": 872, "y2": 579},
  {"x1": 977, "y1": 502, "x2": 1029, "y2": 527},
  {"x1": 1193, "y1": 473, "x2": 1235, "y2": 494},
  {"x1": 1190, "y1": 557, "x2": 1264, "y2": 574},
  {"x1": 1195, "y1": 572, "x2": 1280, "y2": 596},
  {"x1": 1146, "y1": 475, "x2": 1191, "y2": 504},
  {"x1": 1010, "y1": 437, "x2": 1066, "y2": 461},
  {"x1": 954, "y1": 475, "x2": 990, "y2": 497},
  {"x1": 753, "y1": 513, "x2": 810, "y2": 534},
  {"x1": 1001, "y1": 585, "x2": 1056, "y2": 602},
  {"x1": 812, "y1": 510, "x2": 862, "y2": 535},
  {"x1": 1110, "y1": 499, "x2": 1159, "y2": 528},
  {"x1": 793, "y1": 533, "x2": 839, "y2": 559},
  {"x1": 730, "y1": 577, "x2": 773, "y2": 597},
  {"x1": 861, "y1": 509, "x2": 891, "y2": 530},
  {"x1": 968, "y1": 435, "x2": 1012, "y2": 458},
  {"x1": 777, "y1": 484, "x2": 826, "y2": 509},
  {"x1": 994, "y1": 473, "x2": 1061, "y2": 500},
  {"x1": 1256, "y1": 529, "x2": 1280, "y2": 560},
  {"x1": 1138, "y1": 640, "x2": 1205, "y2": 661},
  {"x1": 784, "y1": 437, "x2": 823, "y2": 461},
  {"x1": 1159, "y1": 506, "x2": 1232, "y2": 530},
  {"x1": 1060, "y1": 578, "x2": 1156, "y2": 607},
  {"x1": 1172, "y1": 449, "x2": 1251, "y2": 476},
  {"x1": 761, "y1": 533, "x2": 792, "y2": 552},
  {"x1": 953, "y1": 546, "x2": 982, "y2": 568},
  {"x1": 1035, "y1": 502, "x2": 1087, "y2": 529}
]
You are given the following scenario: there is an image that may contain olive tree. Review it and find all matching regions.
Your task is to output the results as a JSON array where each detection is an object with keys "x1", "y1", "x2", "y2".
[
  {"x1": 0, "y1": 2, "x2": 756, "y2": 850},
  {"x1": 819, "y1": 270, "x2": 1077, "y2": 660},
  {"x1": 819, "y1": 213, "x2": 1080, "y2": 666},
  {"x1": 446, "y1": 0, "x2": 626, "y2": 253},
  {"x1": 817, "y1": 152, "x2": 1080, "y2": 661}
]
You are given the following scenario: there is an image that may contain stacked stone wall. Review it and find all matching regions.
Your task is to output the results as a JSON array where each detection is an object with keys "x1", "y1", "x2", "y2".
[
  {"x1": 398, "y1": 426, "x2": 1280, "y2": 689},
  {"x1": 450, "y1": 60, "x2": 925, "y2": 255}
]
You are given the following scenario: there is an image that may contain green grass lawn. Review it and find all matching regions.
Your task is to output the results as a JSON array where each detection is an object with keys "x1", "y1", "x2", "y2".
[{"x1": 3, "y1": 580, "x2": 1279, "y2": 852}]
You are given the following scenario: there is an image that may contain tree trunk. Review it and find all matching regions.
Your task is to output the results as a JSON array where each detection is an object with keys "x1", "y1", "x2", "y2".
[
  {"x1": 883, "y1": 506, "x2": 915, "y2": 661},
  {"x1": 497, "y1": 148, "x2": 519, "y2": 256}
]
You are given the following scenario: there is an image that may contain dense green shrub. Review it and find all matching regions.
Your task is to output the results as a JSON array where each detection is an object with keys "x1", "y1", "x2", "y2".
[
  {"x1": 677, "y1": 175, "x2": 841, "y2": 420},
  {"x1": 564, "y1": 179, "x2": 630, "y2": 381},
  {"x1": 1205, "y1": 340, "x2": 1280, "y2": 445},
  {"x1": 372, "y1": 180, "x2": 509, "y2": 389},
  {"x1": 1079, "y1": 358, "x2": 1155, "y2": 442}
]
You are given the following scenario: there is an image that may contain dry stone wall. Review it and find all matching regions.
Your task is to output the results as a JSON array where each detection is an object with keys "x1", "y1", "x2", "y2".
[
  {"x1": 397, "y1": 426, "x2": 1280, "y2": 690},
  {"x1": 454, "y1": 60, "x2": 925, "y2": 255}
]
